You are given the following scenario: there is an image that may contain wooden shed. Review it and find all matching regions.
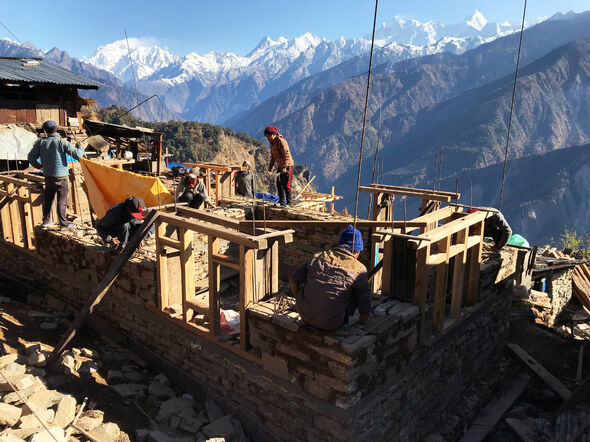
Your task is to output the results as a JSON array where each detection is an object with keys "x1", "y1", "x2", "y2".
[{"x1": 0, "y1": 57, "x2": 102, "y2": 127}]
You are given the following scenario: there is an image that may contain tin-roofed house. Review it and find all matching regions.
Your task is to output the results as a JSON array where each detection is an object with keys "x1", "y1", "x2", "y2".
[{"x1": 0, "y1": 56, "x2": 102, "y2": 169}]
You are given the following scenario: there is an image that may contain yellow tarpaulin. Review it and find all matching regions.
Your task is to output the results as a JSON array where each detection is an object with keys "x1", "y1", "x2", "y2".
[{"x1": 80, "y1": 158, "x2": 174, "y2": 218}]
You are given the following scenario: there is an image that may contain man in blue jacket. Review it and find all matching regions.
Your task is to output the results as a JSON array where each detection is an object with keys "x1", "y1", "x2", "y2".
[
  {"x1": 27, "y1": 120, "x2": 85, "y2": 229},
  {"x1": 95, "y1": 196, "x2": 153, "y2": 251}
]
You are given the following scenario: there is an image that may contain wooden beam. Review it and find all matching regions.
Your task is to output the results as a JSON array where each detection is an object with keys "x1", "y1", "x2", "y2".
[
  {"x1": 47, "y1": 210, "x2": 159, "y2": 366},
  {"x1": 369, "y1": 183, "x2": 460, "y2": 199},
  {"x1": 208, "y1": 236, "x2": 220, "y2": 336},
  {"x1": 360, "y1": 185, "x2": 456, "y2": 202},
  {"x1": 180, "y1": 227, "x2": 195, "y2": 323},
  {"x1": 158, "y1": 213, "x2": 267, "y2": 249},
  {"x1": 458, "y1": 374, "x2": 529, "y2": 442},
  {"x1": 433, "y1": 236, "x2": 450, "y2": 332},
  {"x1": 413, "y1": 245, "x2": 429, "y2": 344},
  {"x1": 155, "y1": 220, "x2": 169, "y2": 311},
  {"x1": 240, "y1": 245, "x2": 254, "y2": 351},
  {"x1": 411, "y1": 211, "x2": 487, "y2": 247},
  {"x1": 451, "y1": 228, "x2": 468, "y2": 319},
  {"x1": 507, "y1": 343, "x2": 572, "y2": 400},
  {"x1": 466, "y1": 220, "x2": 485, "y2": 304}
]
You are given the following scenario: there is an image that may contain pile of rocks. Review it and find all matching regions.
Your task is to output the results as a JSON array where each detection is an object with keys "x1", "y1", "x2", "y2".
[
  {"x1": 0, "y1": 350, "x2": 124, "y2": 442},
  {"x1": 0, "y1": 338, "x2": 247, "y2": 442}
]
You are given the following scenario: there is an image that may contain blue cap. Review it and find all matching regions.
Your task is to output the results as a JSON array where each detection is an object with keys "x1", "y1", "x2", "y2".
[
  {"x1": 42, "y1": 120, "x2": 57, "y2": 133},
  {"x1": 339, "y1": 224, "x2": 363, "y2": 252}
]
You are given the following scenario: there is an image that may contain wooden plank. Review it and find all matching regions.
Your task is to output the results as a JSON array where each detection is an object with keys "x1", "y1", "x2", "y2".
[
  {"x1": 507, "y1": 343, "x2": 572, "y2": 400},
  {"x1": 245, "y1": 219, "x2": 426, "y2": 229},
  {"x1": 158, "y1": 236, "x2": 182, "y2": 250},
  {"x1": 18, "y1": 186, "x2": 34, "y2": 250},
  {"x1": 412, "y1": 211, "x2": 487, "y2": 247},
  {"x1": 212, "y1": 253, "x2": 240, "y2": 270},
  {"x1": 413, "y1": 246, "x2": 429, "y2": 344},
  {"x1": 180, "y1": 227, "x2": 195, "y2": 323},
  {"x1": 381, "y1": 239, "x2": 393, "y2": 296},
  {"x1": 0, "y1": 184, "x2": 14, "y2": 242},
  {"x1": 240, "y1": 245, "x2": 254, "y2": 351},
  {"x1": 458, "y1": 374, "x2": 529, "y2": 442},
  {"x1": 451, "y1": 228, "x2": 468, "y2": 318},
  {"x1": 467, "y1": 220, "x2": 484, "y2": 304},
  {"x1": 47, "y1": 210, "x2": 159, "y2": 366},
  {"x1": 208, "y1": 236, "x2": 220, "y2": 336},
  {"x1": 158, "y1": 213, "x2": 266, "y2": 249},
  {"x1": 177, "y1": 206, "x2": 241, "y2": 230},
  {"x1": 505, "y1": 418, "x2": 535, "y2": 442},
  {"x1": 360, "y1": 185, "x2": 455, "y2": 203},
  {"x1": 433, "y1": 236, "x2": 450, "y2": 332},
  {"x1": 155, "y1": 221, "x2": 168, "y2": 311},
  {"x1": 6, "y1": 183, "x2": 23, "y2": 247},
  {"x1": 270, "y1": 239, "x2": 280, "y2": 296},
  {"x1": 369, "y1": 183, "x2": 460, "y2": 199}
]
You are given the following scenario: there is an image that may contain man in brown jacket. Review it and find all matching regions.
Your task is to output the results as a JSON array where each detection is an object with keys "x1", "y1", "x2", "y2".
[
  {"x1": 264, "y1": 126, "x2": 294, "y2": 206},
  {"x1": 289, "y1": 225, "x2": 371, "y2": 330}
]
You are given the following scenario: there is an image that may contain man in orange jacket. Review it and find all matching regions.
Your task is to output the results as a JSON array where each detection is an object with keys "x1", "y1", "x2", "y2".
[{"x1": 264, "y1": 126, "x2": 295, "y2": 206}]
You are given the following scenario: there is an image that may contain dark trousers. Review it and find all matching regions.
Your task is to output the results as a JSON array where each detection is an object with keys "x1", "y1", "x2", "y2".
[
  {"x1": 42, "y1": 177, "x2": 69, "y2": 226},
  {"x1": 276, "y1": 166, "x2": 293, "y2": 205},
  {"x1": 179, "y1": 191, "x2": 205, "y2": 209}
]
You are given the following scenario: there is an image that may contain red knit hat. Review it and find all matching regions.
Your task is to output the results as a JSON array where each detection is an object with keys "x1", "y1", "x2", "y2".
[{"x1": 264, "y1": 126, "x2": 278, "y2": 135}]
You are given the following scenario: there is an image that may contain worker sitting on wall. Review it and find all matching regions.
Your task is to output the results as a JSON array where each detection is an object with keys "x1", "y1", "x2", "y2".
[
  {"x1": 175, "y1": 168, "x2": 214, "y2": 209},
  {"x1": 235, "y1": 160, "x2": 255, "y2": 198},
  {"x1": 289, "y1": 225, "x2": 371, "y2": 331},
  {"x1": 27, "y1": 120, "x2": 85, "y2": 230},
  {"x1": 95, "y1": 196, "x2": 153, "y2": 251}
]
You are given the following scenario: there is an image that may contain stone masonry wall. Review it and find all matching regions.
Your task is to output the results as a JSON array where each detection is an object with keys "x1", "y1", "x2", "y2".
[
  {"x1": 258, "y1": 206, "x2": 373, "y2": 271},
  {"x1": 0, "y1": 228, "x2": 516, "y2": 441},
  {"x1": 547, "y1": 268, "x2": 573, "y2": 326},
  {"x1": 248, "y1": 256, "x2": 513, "y2": 441},
  {"x1": 0, "y1": 229, "x2": 362, "y2": 441}
]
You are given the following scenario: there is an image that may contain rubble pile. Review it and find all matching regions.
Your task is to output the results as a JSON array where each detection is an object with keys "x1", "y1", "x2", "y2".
[{"x1": 0, "y1": 298, "x2": 248, "y2": 442}]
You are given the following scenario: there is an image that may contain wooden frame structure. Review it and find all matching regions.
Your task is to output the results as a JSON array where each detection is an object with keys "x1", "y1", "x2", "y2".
[
  {"x1": 153, "y1": 207, "x2": 293, "y2": 354},
  {"x1": 183, "y1": 162, "x2": 241, "y2": 206},
  {"x1": 361, "y1": 184, "x2": 460, "y2": 221},
  {"x1": 0, "y1": 171, "x2": 84, "y2": 250},
  {"x1": 377, "y1": 209, "x2": 487, "y2": 342}
]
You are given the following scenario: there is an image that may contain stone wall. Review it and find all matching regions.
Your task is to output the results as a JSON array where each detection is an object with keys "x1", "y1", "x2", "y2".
[
  {"x1": 547, "y1": 268, "x2": 573, "y2": 326},
  {"x1": 247, "y1": 255, "x2": 514, "y2": 440},
  {"x1": 258, "y1": 206, "x2": 373, "y2": 272},
  {"x1": 0, "y1": 227, "x2": 516, "y2": 441}
]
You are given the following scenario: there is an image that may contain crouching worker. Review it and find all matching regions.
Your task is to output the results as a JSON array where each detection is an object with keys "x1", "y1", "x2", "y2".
[
  {"x1": 289, "y1": 225, "x2": 371, "y2": 331},
  {"x1": 95, "y1": 196, "x2": 153, "y2": 250},
  {"x1": 469, "y1": 207, "x2": 512, "y2": 251},
  {"x1": 175, "y1": 168, "x2": 214, "y2": 209},
  {"x1": 235, "y1": 160, "x2": 255, "y2": 198}
]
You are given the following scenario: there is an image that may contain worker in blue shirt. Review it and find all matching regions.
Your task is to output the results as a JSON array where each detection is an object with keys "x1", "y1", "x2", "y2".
[{"x1": 27, "y1": 120, "x2": 85, "y2": 230}]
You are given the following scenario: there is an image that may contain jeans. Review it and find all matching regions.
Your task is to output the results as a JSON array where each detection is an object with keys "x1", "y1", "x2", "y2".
[
  {"x1": 276, "y1": 166, "x2": 293, "y2": 205},
  {"x1": 42, "y1": 177, "x2": 69, "y2": 226}
]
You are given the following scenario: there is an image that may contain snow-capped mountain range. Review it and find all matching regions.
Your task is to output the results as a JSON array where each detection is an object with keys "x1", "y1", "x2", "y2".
[{"x1": 80, "y1": 10, "x2": 532, "y2": 123}]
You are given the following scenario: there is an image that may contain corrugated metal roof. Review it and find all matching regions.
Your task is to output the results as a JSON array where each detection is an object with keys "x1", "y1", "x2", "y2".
[{"x1": 0, "y1": 58, "x2": 102, "y2": 89}]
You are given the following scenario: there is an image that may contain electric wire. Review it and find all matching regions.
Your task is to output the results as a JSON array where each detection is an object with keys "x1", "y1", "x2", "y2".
[
  {"x1": 351, "y1": 0, "x2": 379, "y2": 251},
  {"x1": 367, "y1": 105, "x2": 383, "y2": 219},
  {"x1": 498, "y1": 0, "x2": 527, "y2": 211},
  {"x1": 0, "y1": 20, "x2": 22, "y2": 44}
]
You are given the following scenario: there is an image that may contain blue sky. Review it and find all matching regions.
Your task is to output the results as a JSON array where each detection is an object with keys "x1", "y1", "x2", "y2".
[{"x1": 1, "y1": 0, "x2": 589, "y2": 58}]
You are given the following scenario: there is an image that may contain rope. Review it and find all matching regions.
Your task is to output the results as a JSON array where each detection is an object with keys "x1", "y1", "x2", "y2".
[
  {"x1": 352, "y1": 0, "x2": 379, "y2": 251},
  {"x1": 367, "y1": 106, "x2": 383, "y2": 219},
  {"x1": 124, "y1": 29, "x2": 141, "y2": 119},
  {"x1": 498, "y1": 0, "x2": 527, "y2": 211}
]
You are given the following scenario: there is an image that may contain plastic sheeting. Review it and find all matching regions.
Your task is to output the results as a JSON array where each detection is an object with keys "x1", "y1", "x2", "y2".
[{"x1": 80, "y1": 157, "x2": 174, "y2": 218}]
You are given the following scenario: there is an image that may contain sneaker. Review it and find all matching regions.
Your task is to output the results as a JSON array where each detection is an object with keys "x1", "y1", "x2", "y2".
[
  {"x1": 60, "y1": 223, "x2": 76, "y2": 231},
  {"x1": 41, "y1": 221, "x2": 54, "y2": 228}
]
